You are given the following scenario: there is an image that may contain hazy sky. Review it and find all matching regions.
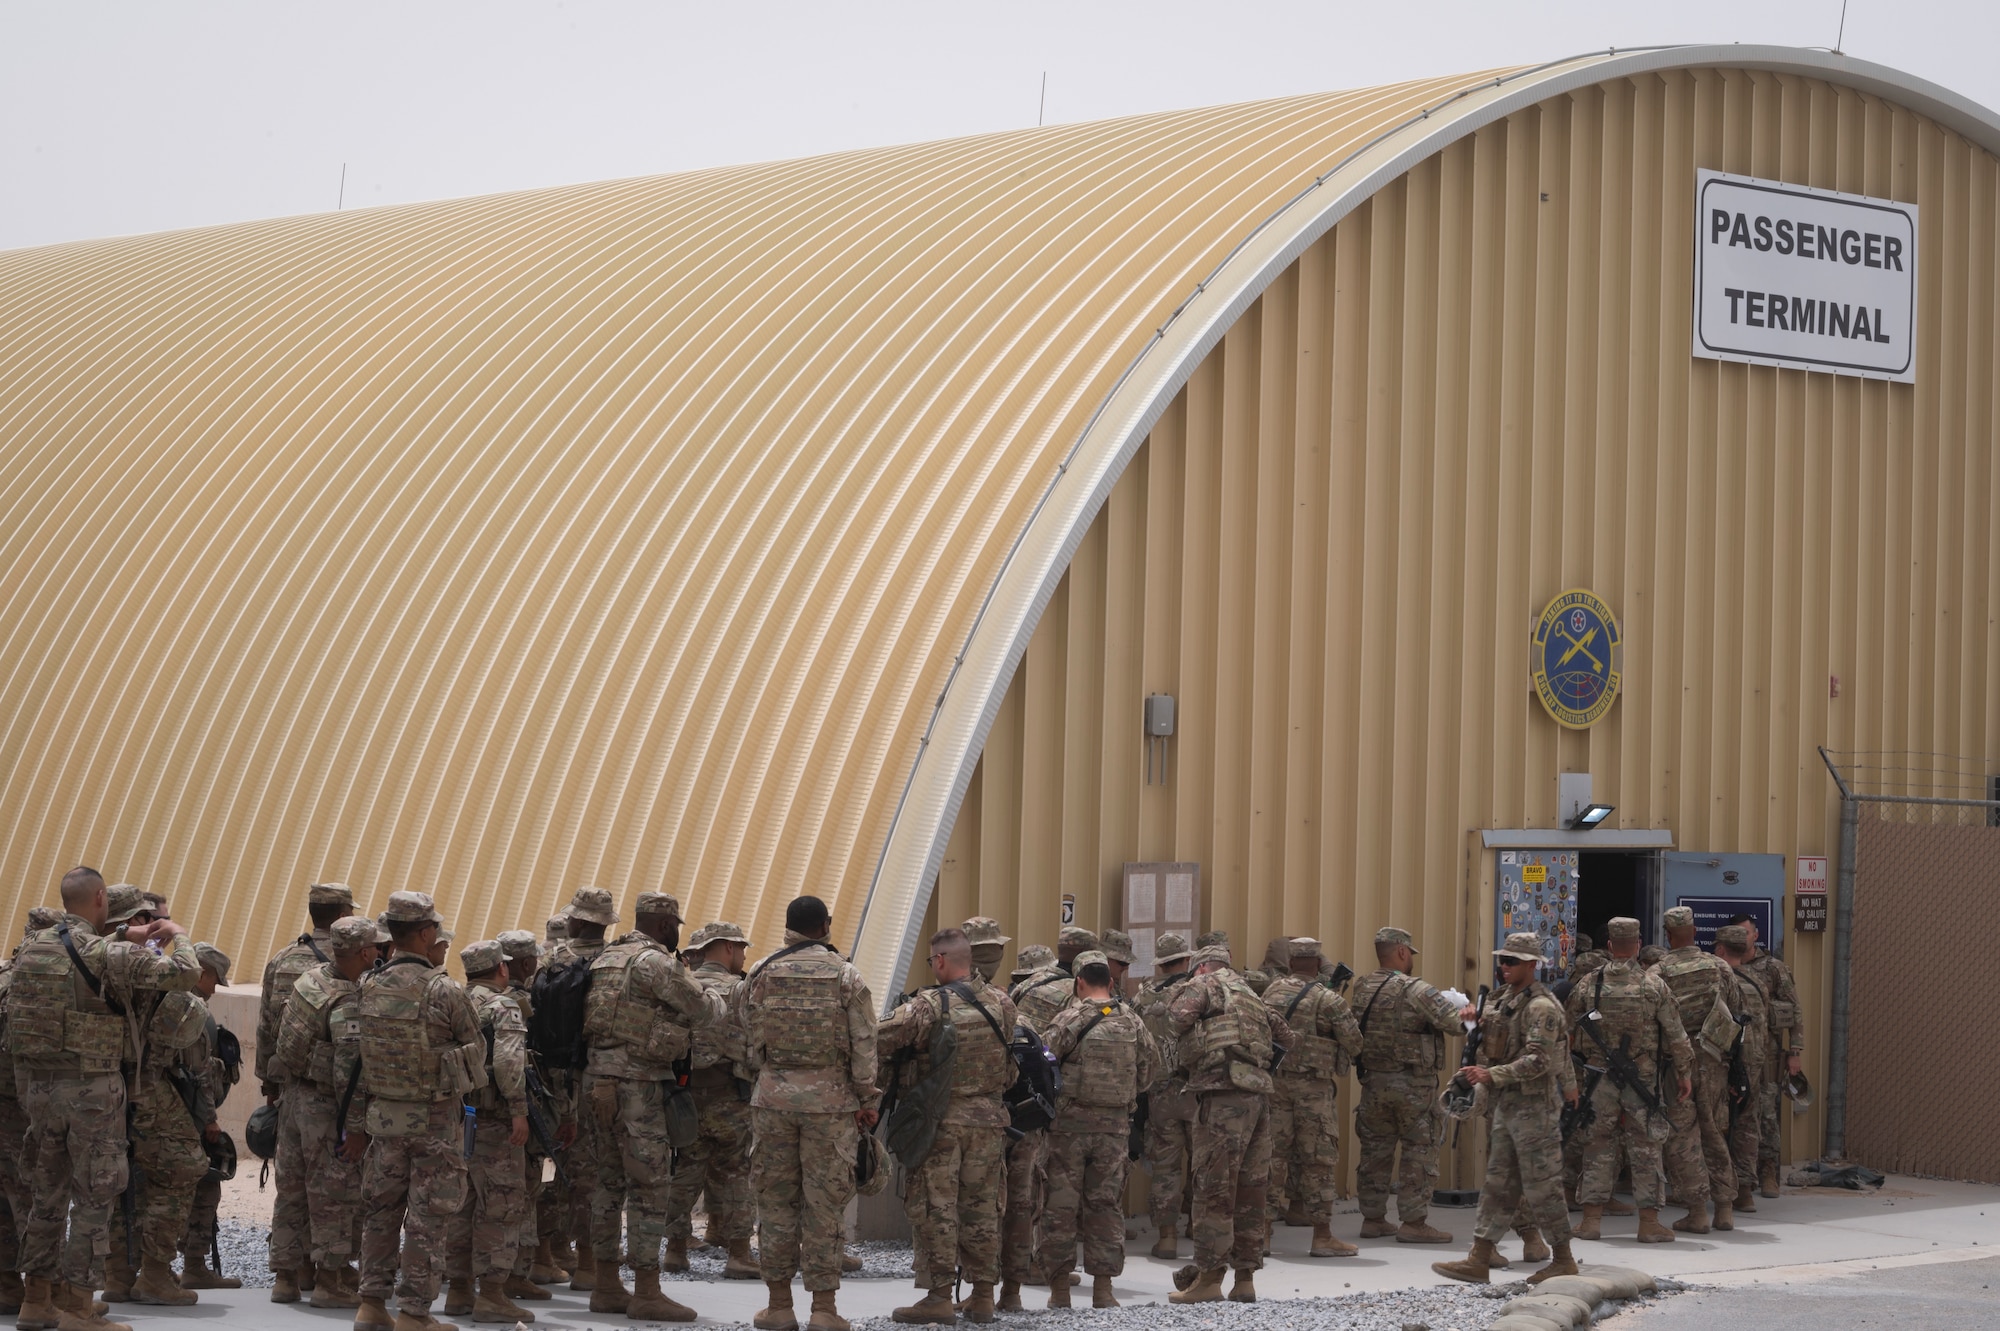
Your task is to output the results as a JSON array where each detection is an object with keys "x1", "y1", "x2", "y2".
[{"x1": 5, "y1": 1, "x2": 1997, "y2": 253}]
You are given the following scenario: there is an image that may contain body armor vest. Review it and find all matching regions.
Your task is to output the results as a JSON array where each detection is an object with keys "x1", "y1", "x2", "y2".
[
  {"x1": 1352, "y1": 971, "x2": 1444, "y2": 1073},
  {"x1": 1263, "y1": 977, "x2": 1345, "y2": 1079},
  {"x1": 1010, "y1": 970, "x2": 1072, "y2": 1034},
  {"x1": 688, "y1": 968, "x2": 747, "y2": 1071},
  {"x1": 1583, "y1": 960, "x2": 1665, "y2": 1068},
  {"x1": 467, "y1": 984, "x2": 518, "y2": 1114},
  {"x1": 752, "y1": 951, "x2": 852, "y2": 1070},
  {"x1": 1061, "y1": 1004, "x2": 1143, "y2": 1109},
  {"x1": 937, "y1": 987, "x2": 1013, "y2": 1102},
  {"x1": 276, "y1": 966, "x2": 361, "y2": 1092},
  {"x1": 1655, "y1": 950, "x2": 1728, "y2": 1033},
  {"x1": 142, "y1": 990, "x2": 208, "y2": 1087},
  {"x1": 585, "y1": 940, "x2": 692, "y2": 1066},
  {"x1": 9, "y1": 927, "x2": 126, "y2": 1074},
  {"x1": 1191, "y1": 974, "x2": 1276, "y2": 1093},
  {"x1": 358, "y1": 959, "x2": 443, "y2": 1103},
  {"x1": 1730, "y1": 971, "x2": 1770, "y2": 1066}
]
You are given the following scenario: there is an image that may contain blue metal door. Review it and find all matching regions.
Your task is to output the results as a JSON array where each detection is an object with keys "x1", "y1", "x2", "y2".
[{"x1": 1662, "y1": 852, "x2": 1786, "y2": 955}]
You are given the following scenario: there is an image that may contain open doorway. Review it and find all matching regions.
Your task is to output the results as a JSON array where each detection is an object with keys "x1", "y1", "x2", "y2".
[{"x1": 1576, "y1": 852, "x2": 1657, "y2": 948}]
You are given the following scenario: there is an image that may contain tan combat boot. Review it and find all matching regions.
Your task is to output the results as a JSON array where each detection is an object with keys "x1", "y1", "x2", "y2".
[
  {"x1": 16, "y1": 1276, "x2": 58, "y2": 1331},
  {"x1": 53, "y1": 1282, "x2": 125, "y2": 1331},
  {"x1": 1636, "y1": 1208, "x2": 1676, "y2": 1243},
  {"x1": 98, "y1": 1248, "x2": 132, "y2": 1304},
  {"x1": 1358, "y1": 1217, "x2": 1396, "y2": 1239},
  {"x1": 132, "y1": 1257, "x2": 195, "y2": 1306},
  {"x1": 1092, "y1": 1276, "x2": 1117, "y2": 1308},
  {"x1": 568, "y1": 1248, "x2": 597, "y2": 1292},
  {"x1": 995, "y1": 1281, "x2": 1022, "y2": 1312},
  {"x1": 390, "y1": 1306, "x2": 442, "y2": 1331},
  {"x1": 1167, "y1": 1268, "x2": 1225, "y2": 1304},
  {"x1": 891, "y1": 1285, "x2": 959, "y2": 1324},
  {"x1": 299, "y1": 1260, "x2": 319, "y2": 1293},
  {"x1": 1736, "y1": 1183, "x2": 1758, "y2": 1213},
  {"x1": 1526, "y1": 1239, "x2": 1580, "y2": 1285},
  {"x1": 270, "y1": 1268, "x2": 302, "y2": 1303},
  {"x1": 1309, "y1": 1224, "x2": 1358, "y2": 1257},
  {"x1": 725, "y1": 1238, "x2": 761, "y2": 1280},
  {"x1": 1517, "y1": 1226, "x2": 1550, "y2": 1262},
  {"x1": 505, "y1": 1272, "x2": 553, "y2": 1300},
  {"x1": 1150, "y1": 1221, "x2": 1178, "y2": 1259},
  {"x1": 841, "y1": 1250, "x2": 863, "y2": 1274},
  {"x1": 1573, "y1": 1204, "x2": 1605, "y2": 1241},
  {"x1": 442, "y1": 1277, "x2": 475, "y2": 1315},
  {"x1": 1673, "y1": 1202, "x2": 1713, "y2": 1234},
  {"x1": 311, "y1": 1261, "x2": 361, "y2": 1309},
  {"x1": 1712, "y1": 1197, "x2": 1735, "y2": 1231},
  {"x1": 529, "y1": 1239, "x2": 567, "y2": 1285},
  {"x1": 1227, "y1": 1270, "x2": 1256, "y2": 1303},
  {"x1": 1760, "y1": 1163, "x2": 1780, "y2": 1198},
  {"x1": 1430, "y1": 1237, "x2": 1502, "y2": 1285},
  {"x1": 809, "y1": 1288, "x2": 850, "y2": 1331},
  {"x1": 662, "y1": 1235, "x2": 690, "y2": 1274},
  {"x1": 1605, "y1": 1196, "x2": 1636, "y2": 1216},
  {"x1": 755, "y1": 1280, "x2": 800, "y2": 1331},
  {"x1": 628, "y1": 1266, "x2": 698, "y2": 1323},
  {"x1": 353, "y1": 1293, "x2": 395, "y2": 1329},
  {"x1": 473, "y1": 1275, "x2": 534, "y2": 1324},
  {"x1": 587, "y1": 1261, "x2": 631, "y2": 1314},
  {"x1": 1282, "y1": 1204, "x2": 1314, "y2": 1228},
  {"x1": 1045, "y1": 1274, "x2": 1070, "y2": 1310},
  {"x1": 964, "y1": 1281, "x2": 997, "y2": 1324},
  {"x1": 176, "y1": 1254, "x2": 238, "y2": 1291},
  {"x1": 1396, "y1": 1220, "x2": 1453, "y2": 1244}
]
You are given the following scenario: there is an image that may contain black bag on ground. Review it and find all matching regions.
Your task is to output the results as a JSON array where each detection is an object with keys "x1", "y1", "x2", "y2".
[{"x1": 528, "y1": 955, "x2": 595, "y2": 1074}]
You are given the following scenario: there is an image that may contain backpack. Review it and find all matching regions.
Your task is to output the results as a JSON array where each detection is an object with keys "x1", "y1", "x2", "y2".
[
  {"x1": 1004, "y1": 1023, "x2": 1063, "y2": 1133},
  {"x1": 884, "y1": 991, "x2": 958, "y2": 1170},
  {"x1": 528, "y1": 955, "x2": 595, "y2": 1073}
]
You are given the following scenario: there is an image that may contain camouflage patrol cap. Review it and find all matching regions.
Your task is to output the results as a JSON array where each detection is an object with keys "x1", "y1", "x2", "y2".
[
  {"x1": 459, "y1": 940, "x2": 504, "y2": 976},
  {"x1": 1288, "y1": 937, "x2": 1323, "y2": 959},
  {"x1": 1058, "y1": 926, "x2": 1100, "y2": 952},
  {"x1": 962, "y1": 917, "x2": 1011, "y2": 951},
  {"x1": 309, "y1": 882, "x2": 355, "y2": 907},
  {"x1": 1189, "y1": 945, "x2": 1232, "y2": 969},
  {"x1": 1195, "y1": 930, "x2": 1230, "y2": 949},
  {"x1": 688, "y1": 921, "x2": 748, "y2": 950},
  {"x1": 497, "y1": 929, "x2": 540, "y2": 960},
  {"x1": 1663, "y1": 906, "x2": 1695, "y2": 929},
  {"x1": 1072, "y1": 950, "x2": 1109, "y2": 972},
  {"x1": 1010, "y1": 944, "x2": 1056, "y2": 980},
  {"x1": 379, "y1": 890, "x2": 442, "y2": 925},
  {"x1": 545, "y1": 915, "x2": 568, "y2": 942},
  {"x1": 1604, "y1": 917, "x2": 1642, "y2": 942},
  {"x1": 1153, "y1": 932, "x2": 1192, "y2": 964},
  {"x1": 434, "y1": 926, "x2": 454, "y2": 945},
  {"x1": 1714, "y1": 924, "x2": 1752, "y2": 950},
  {"x1": 329, "y1": 917, "x2": 383, "y2": 954},
  {"x1": 633, "y1": 891, "x2": 682, "y2": 920},
  {"x1": 562, "y1": 887, "x2": 618, "y2": 927},
  {"x1": 1639, "y1": 945, "x2": 1666, "y2": 965},
  {"x1": 26, "y1": 906, "x2": 63, "y2": 934},
  {"x1": 104, "y1": 885, "x2": 149, "y2": 924},
  {"x1": 194, "y1": 943, "x2": 232, "y2": 982},
  {"x1": 1375, "y1": 926, "x2": 1417, "y2": 952},
  {"x1": 1100, "y1": 929, "x2": 1136, "y2": 964},
  {"x1": 1493, "y1": 931, "x2": 1544, "y2": 963}
]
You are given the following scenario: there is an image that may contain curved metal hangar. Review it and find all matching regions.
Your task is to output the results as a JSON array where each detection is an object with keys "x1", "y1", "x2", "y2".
[{"x1": 4, "y1": 48, "x2": 1996, "y2": 1167}]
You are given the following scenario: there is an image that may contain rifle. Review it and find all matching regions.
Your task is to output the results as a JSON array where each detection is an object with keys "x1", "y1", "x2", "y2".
[
  {"x1": 523, "y1": 1066, "x2": 569, "y2": 1187},
  {"x1": 1323, "y1": 962, "x2": 1355, "y2": 992},
  {"x1": 1725, "y1": 1012, "x2": 1753, "y2": 1129},
  {"x1": 1561, "y1": 1053, "x2": 1603, "y2": 1141},
  {"x1": 1128, "y1": 1091, "x2": 1148, "y2": 1162},
  {"x1": 1442, "y1": 985, "x2": 1489, "y2": 1141},
  {"x1": 1575, "y1": 969, "x2": 1668, "y2": 1123}
]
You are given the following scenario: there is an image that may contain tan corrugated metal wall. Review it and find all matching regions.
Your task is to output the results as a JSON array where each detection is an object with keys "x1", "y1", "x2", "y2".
[{"x1": 926, "y1": 68, "x2": 2000, "y2": 1180}]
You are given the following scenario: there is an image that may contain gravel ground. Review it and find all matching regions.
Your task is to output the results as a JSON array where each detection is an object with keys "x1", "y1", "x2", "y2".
[
  {"x1": 667, "y1": 1237, "x2": 915, "y2": 1282},
  {"x1": 201, "y1": 1217, "x2": 277, "y2": 1289}
]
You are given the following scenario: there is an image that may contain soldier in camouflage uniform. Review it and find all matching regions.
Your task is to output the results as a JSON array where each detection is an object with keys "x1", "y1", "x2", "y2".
[
  {"x1": 495, "y1": 928, "x2": 562, "y2": 1297},
  {"x1": 964, "y1": 918, "x2": 1011, "y2": 986},
  {"x1": 663, "y1": 922, "x2": 756, "y2": 1279},
  {"x1": 0, "y1": 909, "x2": 64, "y2": 1315},
  {"x1": 579, "y1": 891, "x2": 720, "y2": 1322},
  {"x1": 997, "y1": 925, "x2": 1093, "y2": 1308},
  {"x1": 1134, "y1": 931, "x2": 1196, "y2": 1258},
  {"x1": 258, "y1": 881, "x2": 356, "y2": 1302},
  {"x1": 1652, "y1": 906, "x2": 1740, "y2": 1233},
  {"x1": 1734, "y1": 916, "x2": 1803, "y2": 1199},
  {"x1": 1245, "y1": 938, "x2": 1291, "y2": 997},
  {"x1": 541, "y1": 891, "x2": 612, "y2": 1293},
  {"x1": 266, "y1": 915, "x2": 381, "y2": 1308},
  {"x1": 880, "y1": 927, "x2": 1018, "y2": 1326},
  {"x1": 1099, "y1": 930, "x2": 1136, "y2": 991},
  {"x1": 744, "y1": 896, "x2": 879, "y2": 1331},
  {"x1": 1714, "y1": 926, "x2": 1771, "y2": 1214},
  {"x1": 1564, "y1": 918, "x2": 1693, "y2": 1244},
  {"x1": 13, "y1": 870, "x2": 199, "y2": 1331},
  {"x1": 1036, "y1": 952, "x2": 1160, "y2": 1309},
  {"x1": 1349, "y1": 926, "x2": 1463, "y2": 1245},
  {"x1": 353, "y1": 891, "x2": 491, "y2": 1331},
  {"x1": 440, "y1": 940, "x2": 536, "y2": 1325},
  {"x1": 1164, "y1": 944, "x2": 1296, "y2": 1305},
  {"x1": 1432, "y1": 933, "x2": 1579, "y2": 1286},
  {"x1": 1260, "y1": 938, "x2": 1363, "y2": 1257},
  {"x1": 177, "y1": 944, "x2": 244, "y2": 1292}
]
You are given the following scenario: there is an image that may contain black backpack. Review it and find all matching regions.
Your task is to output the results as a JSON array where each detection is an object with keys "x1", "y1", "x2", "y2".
[
  {"x1": 528, "y1": 956, "x2": 595, "y2": 1073},
  {"x1": 944, "y1": 982, "x2": 1062, "y2": 1135}
]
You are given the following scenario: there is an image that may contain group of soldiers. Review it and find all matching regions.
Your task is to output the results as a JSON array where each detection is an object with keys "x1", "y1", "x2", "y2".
[{"x1": 0, "y1": 868, "x2": 1805, "y2": 1331}]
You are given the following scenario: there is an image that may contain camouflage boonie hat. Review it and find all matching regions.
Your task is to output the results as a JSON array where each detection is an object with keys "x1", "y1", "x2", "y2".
[
  {"x1": 545, "y1": 915, "x2": 568, "y2": 941},
  {"x1": 140, "y1": 891, "x2": 170, "y2": 917},
  {"x1": 1493, "y1": 931, "x2": 1544, "y2": 962},
  {"x1": 497, "y1": 929, "x2": 540, "y2": 960},
  {"x1": 1604, "y1": 917, "x2": 1642, "y2": 942},
  {"x1": 194, "y1": 943, "x2": 232, "y2": 982},
  {"x1": 633, "y1": 891, "x2": 682, "y2": 919},
  {"x1": 1288, "y1": 936, "x2": 1322, "y2": 959},
  {"x1": 380, "y1": 891, "x2": 442, "y2": 925},
  {"x1": 1663, "y1": 906, "x2": 1695, "y2": 929},
  {"x1": 329, "y1": 917, "x2": 383, "y2": 953},
  {"x1": 1100, "y1": 929, "x2": 1136, "y2": 964},
  {"x1": 1072, "y1": 949, "x2": 1109, "y2": 972},
  {"x1": 26, "y1": 905, "x2": 63, "y2": 934},
  {"x1": 104, "y1": 885, "x2": 149, "y2": 925},
  {"x1": 1190, "y1": 945, "x2": 1232, "y2": 969},
  {"x1": 1714, "y1": 924, "x2": 1752, "y2": 949},
  {"x1": 1058, "y1": 925, "x2": 1100, "y2": 952},
  {"x1": 1375, "y1": 926, "x2": 1417, "y2": 952},
  {"x1": 309, "y1": 882, "x2": 355, "y2": 906},
  {"x1": 688, "y1": 921, "x2": 747, "y2": 950},
  {"x1": 1195, "y1": 930, "x2": 1230, "y2": 949},
  {"x1": 562, "y1": 887, "x2": 618, "y2": 927},
  {"x1": 459, "y1": 940, "x2": 504, "y2": 975},
  {"x1": 1153, "y1": 931, "x2": 1192, "y2": 964},
  {"x1": 962, "y1": 917, "x2": 1011, "y2": 950},
  {"x1": 1011, "y1": 944, "x2": 1056, "y2": 979}
]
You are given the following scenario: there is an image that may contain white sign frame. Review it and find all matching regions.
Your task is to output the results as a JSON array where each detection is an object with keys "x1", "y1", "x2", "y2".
[
  {"x1": 1795, "y1": 856, "x2": 1828, "y2": 895},
  {"x1": 1692, "y1": 168, "x2": 1918, "y2": 383}
]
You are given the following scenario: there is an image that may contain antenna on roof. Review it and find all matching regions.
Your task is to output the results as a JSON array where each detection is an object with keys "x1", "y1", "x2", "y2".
[
  {"x1": 1836, "y1": 0, "x2": 1850, "y2": 52},
  {"x1": 1039, "y1": 72, "x2": 1046, "y2": 127},
  {"x1": 338, "y1": 163, "x2": 347, "y2": 211}
]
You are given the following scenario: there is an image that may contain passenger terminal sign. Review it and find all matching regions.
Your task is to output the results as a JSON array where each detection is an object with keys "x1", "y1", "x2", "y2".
[{"x1": 1692, "y1": 168, "x2": 1918, "y2": 383}]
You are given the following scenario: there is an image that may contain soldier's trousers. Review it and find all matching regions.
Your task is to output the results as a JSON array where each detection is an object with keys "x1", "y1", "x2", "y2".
[
  {"x1": 1037, "y1": 1129, "x2": 1129, "y2": 1279},
  {"x1": 1756, "y1": 1056, "x2": 1783, "y2": 1176},
  {"x1": 181, "y1": 1173, "x2": 220, "y2": 1267},
  {"x1": 359, "y1": 1100, "x2": 470, "y2": 1310},
  {"x1": 999, "y1": 1126, "x2": 1045, "y2": 1284},
  {"x1": 1145, "y1": 1082, "x2": 1193, "y2": 1229},
  {"x1": 1473, "y1": 1097, "x2": 1571, "y2": 1245},
  {"x1": 1269, "y1": 1074, "x2": 1341, "y2": 1221},
  {"x1": 1188, "y1": 1090, "x2": 1270, "y2": 1275},
  {"x1": 1576, "y1": 1080, "x2": 1667, "y2": 1209},
  {"x1": 751, "y1": 1108, "x2": 857, "y2": 1292},
  {"x1": 905, "y1": 1121, "x2": 1006, "y2": 1290},
  {"x1": 1353, "y1": 1071, "x2": 1439, "y2": 1224},
  {"x1": 269, "y1": 1085, "x2": 313, "y2": 1272},
  {"x1": 17, "y1": 1070, "x2": 126, "y2": 1288},
  {"x1": 1662, "y1": 1054, "x2": 1733, "y2": 1207},
  {"x1": 1728, "y1": 1073, "x2": 1764, "y2": 1194},
  {"x1": 287, "y1": 1085, "x2": 367, "y2": 1266},
  {"x1": 130, "y1": 1081, "x2": 208, "y2": 1265},
  {"x1": 582, "y1": 1073, "x2": 672, "y2": 1271},
  {"x1": 447, "y1": 1109, "x2": 528, "y2": 1282},
  {"x1": 510, "y1": 1151, "x2": 546, "y2": 1277},
  {"x1": 665, "y1": 1081, "x2": 753, "y2": 1245},
  {"x1": 0, "y1": 1092, "x2": 28, "y2": 1272}
]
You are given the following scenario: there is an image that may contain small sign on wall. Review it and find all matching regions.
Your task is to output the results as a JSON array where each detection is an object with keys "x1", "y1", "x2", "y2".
[
  {"x1": 1692, "y1": 168, "x2": 1917, "y2": 383},
  {"x1": 1795, "y1": 855, "x2": 1828, "y2": 933}
]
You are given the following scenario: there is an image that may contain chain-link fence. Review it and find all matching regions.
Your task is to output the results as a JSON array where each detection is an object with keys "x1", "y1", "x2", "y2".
[{"x1": 1822, "y1": 750, "x2": 2000, "y2": 1183}]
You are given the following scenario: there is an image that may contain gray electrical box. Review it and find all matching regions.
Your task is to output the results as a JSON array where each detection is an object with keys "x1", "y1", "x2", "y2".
[{"x1": 1144, "y1": 694, "x2": 1176, "y2": 736}]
